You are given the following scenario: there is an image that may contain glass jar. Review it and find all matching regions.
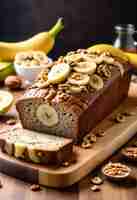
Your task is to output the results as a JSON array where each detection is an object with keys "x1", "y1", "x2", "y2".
[{"x1": 113, "y1": 24, "x2": 137, "y2": 53}]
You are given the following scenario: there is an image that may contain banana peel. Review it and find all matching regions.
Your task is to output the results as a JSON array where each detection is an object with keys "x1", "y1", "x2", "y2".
[
  {"x1": 0, "y1": 18, "x2": 64, "y2": 61},
  {"x1": 0, "y1": 62, "x2": 15, "y2": 81},
  {"x1": 88, "y1": 44, "x2": 129, "y2": 62},
  {"x1": 125, "y1": 52, "x2": 137, "y2": 68},
  {"x1": 28, "y1": 148, "x2": 41, "y2": 163}
]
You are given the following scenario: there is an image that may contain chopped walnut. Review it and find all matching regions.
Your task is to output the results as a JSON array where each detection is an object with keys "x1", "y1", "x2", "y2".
[
  {"x1": 81, "y1": 142, "x2": 93, "y2": 149},
  {"x1": 30, "y1": 184, "x2": 41, "y2": 191},
  {"x1": 90, "y1": 176, "x2": 103, "y2": 185},
  {"x1": 45, "y1": 88, "x2": 56, "y2": 101},
  {"x1": 62, "y1": 161, "x2": 70, "y2": 167},
  {"x1": 6, "y1": 118, "x2": 17, "y2": 125},
  {"x1": 114, "y1": 113, "x2": 126, "y2": 123},
  {"x1": 90, "y1": 185, "x2": 101, "y2": 192},
  {"x1": 97, "y1": 64, "x2": 111, "y2": 79}
]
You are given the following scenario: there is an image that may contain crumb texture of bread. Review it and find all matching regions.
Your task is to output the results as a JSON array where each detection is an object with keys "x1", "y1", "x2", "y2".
[{"x1": 0, "y1": 128, "x2": 73, "y2": 165}]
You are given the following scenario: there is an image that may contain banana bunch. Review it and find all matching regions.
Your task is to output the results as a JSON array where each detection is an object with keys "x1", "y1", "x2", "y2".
[
  {"x1": 0, "y1": 18, "x2": 64, "y2": 61},
  {"x1": 88, "y1": 44, "x2": 137, "y2": 69}
]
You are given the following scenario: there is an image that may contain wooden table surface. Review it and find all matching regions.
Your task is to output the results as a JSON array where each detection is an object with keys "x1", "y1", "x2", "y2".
[{"x1": 0, "y1": 82, "x2": 137, "y2": 200}]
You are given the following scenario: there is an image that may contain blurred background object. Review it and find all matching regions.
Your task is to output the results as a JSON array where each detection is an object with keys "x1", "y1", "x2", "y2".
[
  {"x1": 0, "y1": 0, "x2": 137, "y2": 58},
  {"x1": 113, "y1": 24, "x2": 137, "y2": 53}
]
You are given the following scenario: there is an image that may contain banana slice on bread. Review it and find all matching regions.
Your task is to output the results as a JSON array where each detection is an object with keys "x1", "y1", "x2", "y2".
[
  {"x1": 28, "y1": 148, "x2": 41, "y2": 163},
  {"x1": 74, "y1": 61, "x2": 97, "y2": 74},
  {"x1": 36, "y1": 104, "x2": 58, "y2": 127},
  {"x1": 68, "y1": 72, "x2": 90, "y2": 86},
  {"x1": 89, "y1": 74, "x2": 104, "y2": 90},
  {"x1": 65, "y1": 53, "x2": 83, "y2": 63},
  {"x1": 48, "y1": 63, "x2": 71, "y2": 84},
  {"x1": 14, "y1": 143, "x2": 26, "y2": 159}
]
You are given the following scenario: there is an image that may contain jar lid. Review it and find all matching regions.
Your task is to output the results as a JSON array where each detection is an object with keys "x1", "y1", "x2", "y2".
[{"x1": 114, "y1": 24, "x2": 136, "y2": 34}]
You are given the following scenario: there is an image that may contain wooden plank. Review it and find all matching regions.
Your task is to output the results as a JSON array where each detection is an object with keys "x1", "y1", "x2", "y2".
[
  {"x1": 0, "y1": 95, "x2": 137, "y2": 188},
  {"x1": 0, "y1": 83, "x2": 137, "y2": 198}
]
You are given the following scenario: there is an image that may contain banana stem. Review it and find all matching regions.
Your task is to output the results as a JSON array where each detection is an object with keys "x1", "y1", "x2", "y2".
[{"x1": 49, "y1": 18, "x2": 64, "y2": 38}]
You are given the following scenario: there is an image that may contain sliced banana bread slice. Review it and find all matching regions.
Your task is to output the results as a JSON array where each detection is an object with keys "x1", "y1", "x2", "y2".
[{"x1": 0, "y1": 128, "x2": 73, "y2": 165}]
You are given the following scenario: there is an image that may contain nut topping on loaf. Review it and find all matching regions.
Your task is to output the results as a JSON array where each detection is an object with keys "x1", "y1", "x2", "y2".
[
  {"x1": 16, "y1": 49, "x2": 131, "y2": 141},
  {"x1": 28, "y1": 50, "x2": 127, "y2": 103}
]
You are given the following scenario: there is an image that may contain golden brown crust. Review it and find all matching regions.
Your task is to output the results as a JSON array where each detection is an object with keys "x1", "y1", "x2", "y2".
[{"x1": 16, "y1": 50, "x2": 131, "y2": 142}]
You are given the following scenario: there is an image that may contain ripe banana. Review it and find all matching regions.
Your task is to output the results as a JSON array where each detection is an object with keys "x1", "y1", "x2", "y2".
[
  {"x1": 125, "y1": 52, "x2": 137, "y2": 67},
  {"x1": 88, "y1": 44, "x2": 128, "y2": 62},
  {"x1": 0, "y1": 18, "x2": 64, "y2": 61}
]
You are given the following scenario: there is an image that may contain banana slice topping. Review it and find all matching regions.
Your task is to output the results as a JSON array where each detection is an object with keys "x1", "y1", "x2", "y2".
[
  {"x1": 74, "y1": 61, "x2": 97, "y2": 74},
  {"x1": 69, "y1": 85, "x2": 84, "y2": 94},
  {"x1": 36, "y1": 104, "x2": 58, "y2": 127},
  {"x1": 89, "y1": 74, "x2": 104, "y2": 90},
  {"x1": 68, "y1": 72, "x2": 90, "y2": 86},
  {"x1": 48, "y1": 63, "x2": 71, "y2": 84},
  {"x1": 65, "y1": 53, "x2": 83, "y2": 64}
]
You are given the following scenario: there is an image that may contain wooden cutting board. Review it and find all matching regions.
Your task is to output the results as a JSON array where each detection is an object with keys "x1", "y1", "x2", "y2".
[{"x1": 0, "y1": 83, "x2": 137, "y2": 188}]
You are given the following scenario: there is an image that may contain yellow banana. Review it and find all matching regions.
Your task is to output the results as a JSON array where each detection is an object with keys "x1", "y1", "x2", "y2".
[
  {"x1": 88, "y1": 44, "x2": 128, "y2": 62},
  {"x1": 0, "y1": 18, "x2": 64, "y2": 61},
  {"x1": 88, "y1": 44, "x2": 137, "y2": 69},
  {"x1": 125, "y1": 52, "x2": 137, "y2": 67}
]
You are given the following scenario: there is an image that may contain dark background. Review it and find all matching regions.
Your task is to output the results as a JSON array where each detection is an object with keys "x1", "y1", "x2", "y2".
[{"x1": 0, "y1": 0, "x2": 137, "y2": 58}]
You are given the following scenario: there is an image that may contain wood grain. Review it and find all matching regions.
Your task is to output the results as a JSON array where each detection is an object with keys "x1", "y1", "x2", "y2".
[
  {"x1": 1, "y1": 86, "x2": 137, "y2": 188},
  {"x1": 0, "y1": 83, "x2": 137, "y2": 198}
]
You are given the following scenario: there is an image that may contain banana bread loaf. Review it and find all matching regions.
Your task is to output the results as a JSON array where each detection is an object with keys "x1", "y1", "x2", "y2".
[
  {"x1": 0, "y1": 127, "x2": 73, "y2": 164},
  {"x1": 16, "y1": 49, "x2": 131, "y2": 142}
]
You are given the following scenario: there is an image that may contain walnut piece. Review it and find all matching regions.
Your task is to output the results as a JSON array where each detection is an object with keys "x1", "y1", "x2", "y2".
[{"x1": 5, "y1": 75, "x2": 22, "y2": 89}]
